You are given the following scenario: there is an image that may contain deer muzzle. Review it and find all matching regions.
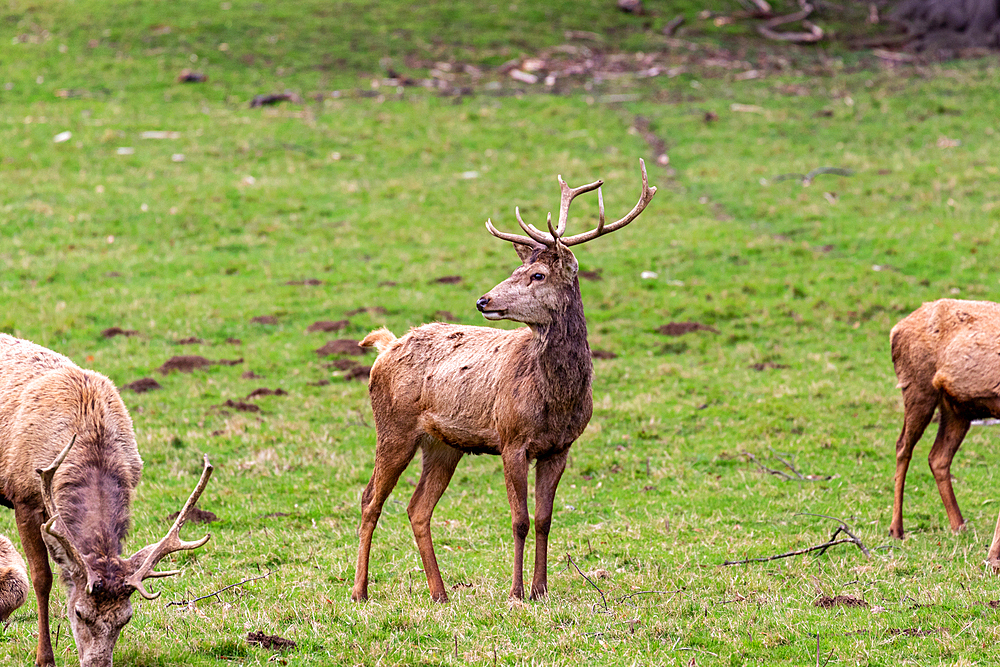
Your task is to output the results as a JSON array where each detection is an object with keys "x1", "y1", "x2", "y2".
[{"x1": 476, "y1": 296, "x2": 505, "y2": 320}]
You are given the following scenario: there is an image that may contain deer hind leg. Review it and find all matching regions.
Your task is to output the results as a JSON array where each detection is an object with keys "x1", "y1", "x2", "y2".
[
  {"x1": 529, "y1": 449, "x2": 568, "y2": 601},
  {"x1": 890, "y1": 388, "x2": 938, "y2": 539},
  {"x1": 501, "y1": 447, "x2": 530, "y2": 600},
  {"x1": 928, "y1": 397, "x2": 971, "y2": 533},
  {"x1": 14, "y1": 503, "x2": 54, "y2": 667},
  {"x1": 407, "y1": 438, "x2": 463, "y2": 603},
  {"x1": 987, "y1": 508, "x2": 1000, "y2": 573},
  {"x1": 351, "y1": 429, "x2": 421, "y2": 602}
]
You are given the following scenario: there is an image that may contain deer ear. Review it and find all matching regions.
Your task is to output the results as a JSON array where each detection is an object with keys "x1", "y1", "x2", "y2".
[
  {"x1": 513, "y1": 242, "x2": 537, "y2": 264},
  {"x1": 554, "y1": 242, "x2": 578, "y2": 274}
]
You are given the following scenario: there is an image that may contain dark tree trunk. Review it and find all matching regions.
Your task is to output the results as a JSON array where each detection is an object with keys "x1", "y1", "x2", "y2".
[{"x1": 892, "y1": 0, "x2": 1000, "y2": 51}]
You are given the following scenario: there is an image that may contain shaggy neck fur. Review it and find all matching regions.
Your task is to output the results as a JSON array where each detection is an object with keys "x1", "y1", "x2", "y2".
[{"x1": 528, "y1": 276, "x2": 592, "y2": 407}]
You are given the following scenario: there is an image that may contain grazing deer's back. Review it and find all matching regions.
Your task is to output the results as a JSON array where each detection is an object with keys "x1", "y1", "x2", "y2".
[{"x1": 0, "y1": 334, "x2": 142, "y2": 506}]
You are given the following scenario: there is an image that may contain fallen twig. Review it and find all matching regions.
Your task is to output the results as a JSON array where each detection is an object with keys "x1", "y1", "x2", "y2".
[
  {"x1": 758, "y1": 1, "x2": 824, "y2": 42},
  {"x1": 567, "y1": 554, "x2": 608, "y2": 612},
  {"x1": 166, "y1": 570, "x2": 273, "y2": 607},
  {"x1": 615, "y1": 589, "x2": 683, "y2": 604},
  {"x1": 723, "y1": 514, "x2": 870, "y2": 565},
  {"x1": 743, "y1": 451, "x2": 836, "y2": 482}
]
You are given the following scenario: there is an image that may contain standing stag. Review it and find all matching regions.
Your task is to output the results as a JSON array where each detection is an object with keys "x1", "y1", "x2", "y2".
[
  {"x1": 890, "y1": 298, "x2": 1000, "y2": 568},
  {"x1": 352, "y1": 160, "x2": 656, "y2": 602},
  {"x1": 0, "y1": 334, "x2": 213, "y2": 667}
]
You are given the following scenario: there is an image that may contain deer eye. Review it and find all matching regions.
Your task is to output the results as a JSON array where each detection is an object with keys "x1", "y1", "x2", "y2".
[{"x1": 531, "y1": 273, "x2": 545, "y2": 282}]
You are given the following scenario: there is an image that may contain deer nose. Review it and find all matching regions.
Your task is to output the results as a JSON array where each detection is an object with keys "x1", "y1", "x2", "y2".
[{"x1": 476, "y1": 296, "x2": 490, "y2": 312}]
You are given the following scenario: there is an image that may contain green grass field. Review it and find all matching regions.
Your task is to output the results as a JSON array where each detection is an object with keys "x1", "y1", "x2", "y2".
[{"x1": 3, "y1": 1, "x2": 1000, "y2": 664}]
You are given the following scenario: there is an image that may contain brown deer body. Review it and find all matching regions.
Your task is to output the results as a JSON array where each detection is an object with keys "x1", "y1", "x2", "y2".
[
  {"x1": 0, "y1": 534, "x2": 29, "y2": 622},
  {"x1": 352, "y1": 160, "x2": 655, "y2": 602},
  {"x1": 0, "y1": 333, "x2": 213, "y2": 667},
  {"x1": 890, "y1": 298, "x2": 1000, "y2": 568}
]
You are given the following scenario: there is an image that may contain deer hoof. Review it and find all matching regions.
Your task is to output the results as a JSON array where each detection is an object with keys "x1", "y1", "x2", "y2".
[{"x1": 987, "y1": 558, "x2": 1000, "y2": 574}]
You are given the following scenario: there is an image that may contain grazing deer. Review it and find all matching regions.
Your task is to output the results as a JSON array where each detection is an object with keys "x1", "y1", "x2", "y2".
[
  {"x1": 0, "y1": 534, "x2": 29, "y2": 622},
  {"x1": 351, "y1": 160, "x2": 656, "y2": 602},
  {"x1": 889, "y1": 298, "x2": 1000, "y2": 568},
  {"x1": 0, "y1": 333, "x2": 213, "y2": 667}
]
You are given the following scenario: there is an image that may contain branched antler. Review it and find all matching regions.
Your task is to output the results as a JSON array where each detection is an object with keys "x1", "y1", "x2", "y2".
[
  {"x1": 485, "y1": 159, "x2": 655, "y2": 248},
  {"x1": 126, "y1": 455, "x2": 214, "y2": 600},
  {"x1": 36, "y1": 435, "x2": 88, "y2": 576}
]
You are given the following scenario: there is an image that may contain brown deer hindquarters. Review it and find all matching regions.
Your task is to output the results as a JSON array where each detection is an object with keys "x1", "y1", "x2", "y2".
[
  {"x1": 889, "y1": 299, "x2": 1000, "y2": 569},
  {"x1": 0, "y1": 534, "x2": 28, "y2": 621},
  {"x1": 352, "y1": 160, "x2": 654, "y2": 602},
  {"x1": 0, "y1": 333, "x2": 213, "y2": 667}
]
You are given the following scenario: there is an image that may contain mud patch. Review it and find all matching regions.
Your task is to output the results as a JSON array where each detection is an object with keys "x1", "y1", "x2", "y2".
[
  {"x1": 159, "y1": 356, "x2": 214, "y2": 374},
  {"x1": 432, "y1": 310, "x2": 457, "y2": 322},
  {"x1": 307, "y1": 320, "x2": 349, "y2": 333},
  {"x1": 247, "y1": 630, "x2": 296, "y2": 651},
  {"x1": 315, "y1": 339, "x2": 365, "y2": 356},
  {"x1": 579, "y1": 270, "x2": 603, "y2": 281},
  {"x1": 217, "y1": 399, "x2": 260, "y2": 413},
  {"x1": 344, "y1": 366, "x2": 372, "y2": 381},
  {"x1": 815, "y1": 595, "x2": 868, "y2": 609},
  {"x1": 657, "y1": 321, "x2": 720, "y2": 336},
  {"x1": 246, "y1": 388, "x2": 288, "y2": 399},
  {"x1": 591, "y1": 349, "x2": 617, "y2": 359},
  {"x1": 434, "y1": 275, "x2": 463, "y2": 284},
  {"x1": 308, "y1": 379, "x2": 331, "y2": 386},
  {"x1": 102, "y1": 327, "x2": 139, "y2": 338},
  {"x1": 226, "y1": 338, "x2": 242, "y2": 345},
  {"x1": 749, "y1": 362, "x2": 788, "y2": 371},
  {"x1": 250, "y1": 315, "x2": 278, "y2": 325},
  {"x1": 174, "y1": 337, "x2": 204, "y2": 345},
  {"x1": 167, "y1": 506, "x2": 218, "y2": 524},
  {"x1": 122, "y1": 378, "x2": 162, "y2": 393},
  {"x1": 329, "y1": 359, "x2": 360, "y2": 371},
  {"x1": 242, "y1": 370, "x2": 263, "y2": 379},
  {"x1": 285, "y1": 278, "x2": 322, "y2": 286},
  {"x1": 346, "y1": 306, "x2": 388, "y2": 316}
]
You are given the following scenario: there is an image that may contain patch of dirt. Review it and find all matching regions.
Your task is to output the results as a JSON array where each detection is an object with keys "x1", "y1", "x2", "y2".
[
  {"x1": 434, "y1": 275, "x2": 463, "y2": 284},
  {"x1": 246, "y1": 388, "x2": 288, "y2": 399},
  {"x1": 249, "y1": 92, "x2": 302, "y2": 108},
  {"x1": 242, "y1": 370, "x2": 263, "y2": 379},
  {"x1": 250, "y1": 315, "x2": 278, "y2": 325},
  {"x1": 308, "y1": 379, "x2": 330, "y2": 386},
  {"x1": 591, "y1": 349, "x2": 617, "y2": 359},
  {"x1": 247, "y1": 630, "x2": 296, "y2": 651},
  {"x1": 167, "y1": 506, "x2": 218, "y2": 524},
  {"x1": 345, "y1": 366, "x2": 372, "y2": 381},
  {"x1": 989, "y1": 600, "x2": 1000, "y2": 608},
  {"x1": 307, "y1": 320, "x2": 349, "y2": 333},
  {"x1": 815, "y1": 595, "x2": 868, "y2": 609},
  {"x1": 122, "y1": 378, "x2": 162, "y2": 393},
  {"x1": 579, "y1": 269, "x2": 603, "y2": 281},
  {"x1": 102, "y1": 327, "x2": 139, "y2": 338},
  {"x1": 749, "y1": 362, "x2": 788, "y2": 371},
  {"x1": 217, "y1": 399, "x2": 260, "y2": 413},
  {"x1": 174, "y1": 337, "x2": 204, "y2": 345},
  {"x1": 315, "y1": 339, "x2": 365, "y2": 356},
  {"x1": 345, "y1": 306, "x2": 388, "y2": 316},
  {"x1": 432, "y1": 310, "x2": 457, "y2": 322},
  {"x1": 657, "y1": 321, "x2": 720, "y2": 336},
  {"x1": 285, "y1": 278, "x2": 323, "y2": 285},
  {"x1": 217, "y1": 358, "x2": 243, "y2": 366},
  {"x1": 329, "y1": 359, "x2": 360, "y2": 371},
  {"x1": 226, "y1": 337, "x2": 242, "y2": 345},
  {"x1": 887, "y1": 627, "x2": 942, "y2": 636},
  {"x1": 158, "y1": 356, "x2": 214, "y2": 374}
]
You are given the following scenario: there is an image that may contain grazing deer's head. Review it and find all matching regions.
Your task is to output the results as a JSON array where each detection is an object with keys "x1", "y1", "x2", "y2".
[
  {"x1": 477, "y1": 159, "x2": 656, "y2": 327},
  {"x1": 37, "y1": 437, "x2": 213, "y2": 667}
]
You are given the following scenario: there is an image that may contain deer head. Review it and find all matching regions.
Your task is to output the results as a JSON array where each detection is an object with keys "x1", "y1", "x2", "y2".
[
  {"x1": 37, "y1": 436, "x2": 213, "y2": 667},
  {"x1": 477, "y1": 159, "x2": 656, "y2": 326}
]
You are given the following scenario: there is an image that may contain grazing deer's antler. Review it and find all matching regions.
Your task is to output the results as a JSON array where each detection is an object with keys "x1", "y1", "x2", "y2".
[
  {"x1": 486, "y1": 159, "x2": 655, "y2": 248},
  {"x1": 126, "y1": 455, "x2": 213, "y2": 600},
  {"x1": 36, "y1": 435, "x2": 88, "y2": 576}
]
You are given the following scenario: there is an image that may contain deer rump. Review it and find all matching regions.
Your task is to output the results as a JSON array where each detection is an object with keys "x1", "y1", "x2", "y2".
[{"x1": 367, "y1": 324, "x2": 586, "y2": 457}]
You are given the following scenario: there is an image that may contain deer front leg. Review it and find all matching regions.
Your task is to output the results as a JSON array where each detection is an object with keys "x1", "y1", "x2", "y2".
[
  {"x1": 352, "y1": 433, "x2": 420, "y2": 602},
  {"x1": 14, "y1": 503, "x2": 54, "y2": 667},
  {"x1": 407, "y1": 440, "x2": 463, "y2": 603},
  {"x1": 529, "y1": 450, "x2": 568, "y2": 600},
  {"x1": 890, "y1": 390, "x2": 937, "y2": 539},
  {"x1": 928, "y1": 399, "x2": 971, "y2": 533},
  {"x1": 501, "y1": 447, "x2": 530, "y2": 600}
]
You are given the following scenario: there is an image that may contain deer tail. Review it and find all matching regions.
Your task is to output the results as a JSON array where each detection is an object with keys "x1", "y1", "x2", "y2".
[{"x1": 360, "y1": 327, "x2": 397, "y2": 353}]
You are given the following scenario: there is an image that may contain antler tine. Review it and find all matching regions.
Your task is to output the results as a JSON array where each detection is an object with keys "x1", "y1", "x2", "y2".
[
  {"x1": 515, "y1": 207, "x2": 556, "y2": 245},
  {"x1": 485, "y1": 219, "x2": 541, "y2": 248},
  {"x1": 555, "y1": 174, "x2": 603, "y2": 238},
  {"x1": 126, "y1": 455, "x2": 214, "y2": 600},
  {"x1": 560, "y1": 158, "x2": 657, "y2": 247},
  {"x1": 36, "y1": 435, "x2": 88, "y2": 574}
]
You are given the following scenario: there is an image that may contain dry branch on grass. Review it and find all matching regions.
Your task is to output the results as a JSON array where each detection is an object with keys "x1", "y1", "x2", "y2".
[
  {"x1": 723, "y1": 515, "x2": 870, "y2": 565},
  {"x1": 166, "y1": 571, "x2": 273, "y2": 607},
  {"x1": 743, "y1": 451, "x2": 836, "y2": 482}
]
